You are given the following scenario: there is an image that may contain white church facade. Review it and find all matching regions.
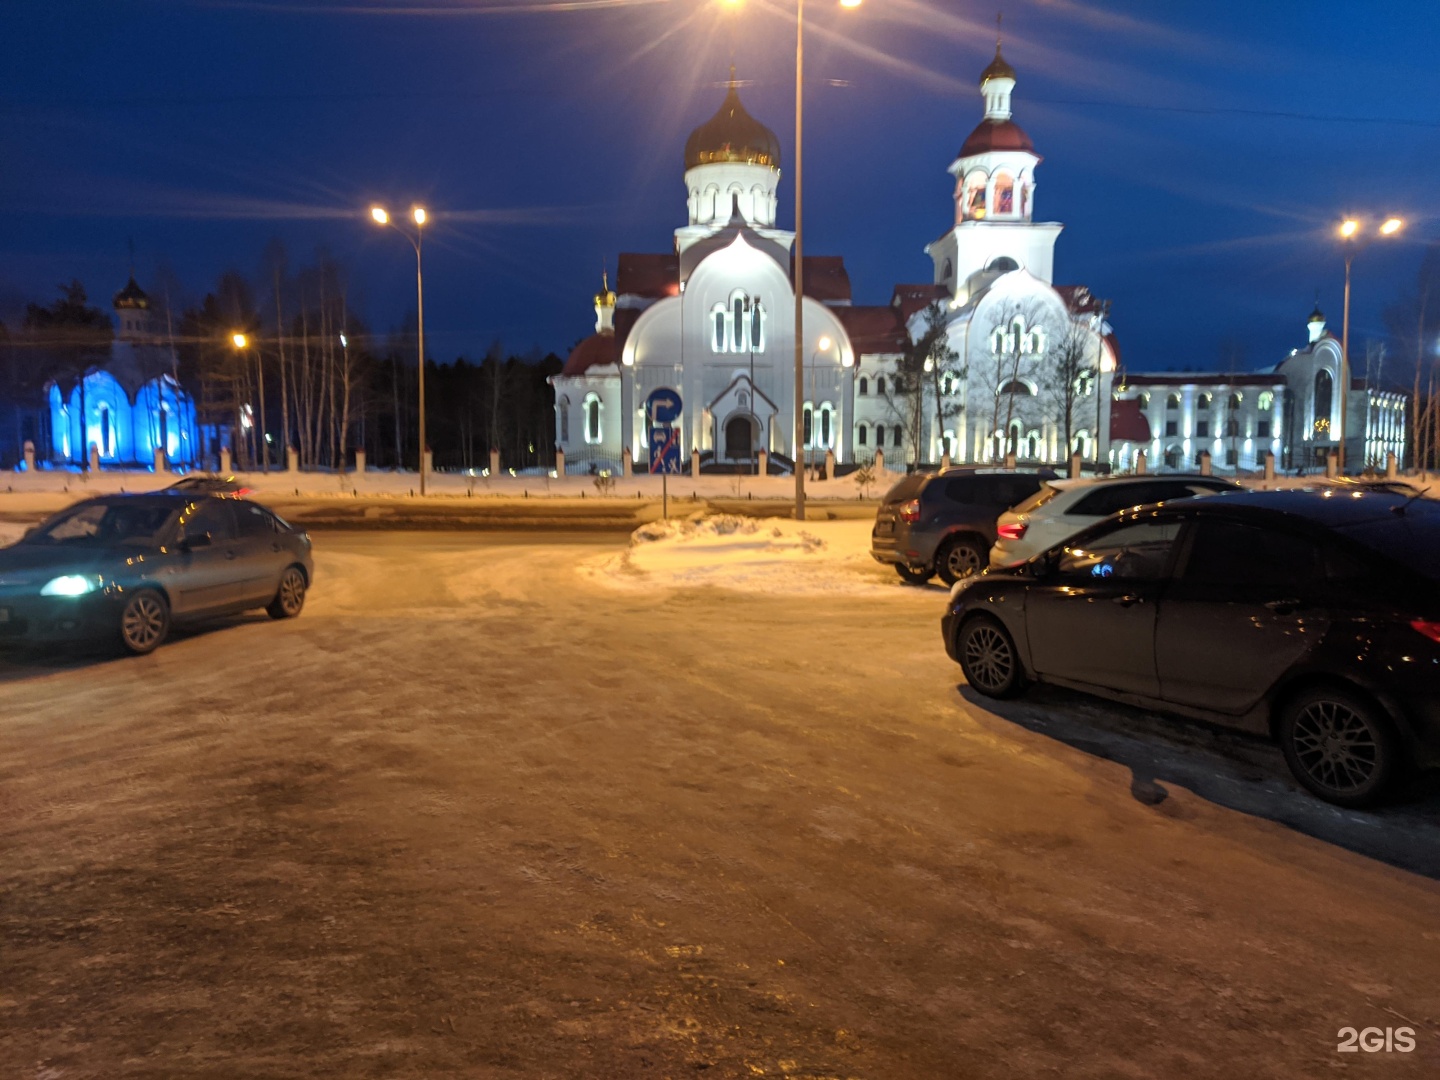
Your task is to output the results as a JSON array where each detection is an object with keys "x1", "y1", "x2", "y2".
[{"x1": 551, "y1": 47, "x2": 1404, "y2": 477}]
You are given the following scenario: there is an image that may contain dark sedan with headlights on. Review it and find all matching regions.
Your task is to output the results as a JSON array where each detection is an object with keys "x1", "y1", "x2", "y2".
[
  {"x1": 942, "y1": 488, "x2": 1440, "y2": 807},
  {"x1": 0, "y1": 492, "x2": 313, "y2": 655}
]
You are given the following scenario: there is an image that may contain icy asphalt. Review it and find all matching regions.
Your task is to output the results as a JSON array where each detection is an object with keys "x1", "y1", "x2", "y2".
[{"x1": 1, "y1": 530, "x2": 1438, "y2": 1078}]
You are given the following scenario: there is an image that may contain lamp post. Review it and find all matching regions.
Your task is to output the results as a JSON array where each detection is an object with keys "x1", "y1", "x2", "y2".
[
  {"x1": 371, "y1": 205, "x2": 430, "y2": 494},
  {"x1": 724, "y1": 0, "x2": 861, "y2": 518},
  {"x1": 1338, "y1": 215, "x2": 1403, "y2": 473},
  {"x1": 231, "y1": 332, "x2": 268, "y2": 473}
]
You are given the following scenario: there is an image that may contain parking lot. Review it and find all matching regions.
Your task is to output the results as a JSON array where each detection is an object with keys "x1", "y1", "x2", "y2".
[{"x1": 2, "y1": 529, "x2": 1438, "y2": 1078}]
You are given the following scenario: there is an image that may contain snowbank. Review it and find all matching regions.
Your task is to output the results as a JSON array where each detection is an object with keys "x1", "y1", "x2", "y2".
[{"x1": 582, "y1": 513, "x2": 928, "y2": 596}]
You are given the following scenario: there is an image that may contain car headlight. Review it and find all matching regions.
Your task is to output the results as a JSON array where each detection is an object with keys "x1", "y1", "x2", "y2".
[{"x1": 40, "y1": 574, "x2": 102, "y2": 597}]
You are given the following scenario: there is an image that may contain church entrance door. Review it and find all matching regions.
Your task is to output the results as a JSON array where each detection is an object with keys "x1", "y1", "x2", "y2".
[{"x1": 724, "y1": 415, "x2": 756, "y2": 461}]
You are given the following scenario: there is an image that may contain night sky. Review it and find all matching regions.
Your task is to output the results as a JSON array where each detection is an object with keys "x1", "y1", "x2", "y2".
[{"x1": 5, "y1": 0, "x2": 1439, "y2": 377}]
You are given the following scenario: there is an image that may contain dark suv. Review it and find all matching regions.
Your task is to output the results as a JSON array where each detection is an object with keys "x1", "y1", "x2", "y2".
[{"x1": 871, "y1": 468, "x2": 1053, "y2": 585}]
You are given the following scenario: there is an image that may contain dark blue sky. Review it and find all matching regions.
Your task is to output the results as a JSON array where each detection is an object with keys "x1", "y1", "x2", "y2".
[{"x1": 4, "y1": 0, "x2": 1438, "y2": 377}]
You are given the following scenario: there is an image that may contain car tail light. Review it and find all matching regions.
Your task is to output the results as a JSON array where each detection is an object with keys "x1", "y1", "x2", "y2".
[
  {"x1": 898, "y1": 499, "x2": 921, "y2": 524},
  {"x1": 1410, "y1": 620, "x2": 1440, "y2": 644},
  {"x1": 997, "y1": 521, "x2": 1028, "y2": 541}
]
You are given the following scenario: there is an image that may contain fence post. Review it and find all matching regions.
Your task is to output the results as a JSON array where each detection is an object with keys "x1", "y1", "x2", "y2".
[
  {"x1": 874, "y1": 448, "x2": 885, "y2": 472},
  {"x1": 489, "y1": 447, "x2": 500, "y2": 477},
  {"x1": 287, "y1": 445, "x2": 299, "y2": 472},
  {"x1": 355, "y1": 448, "x2": 366, "y2": 473},
  {"x1": 1325, "y1": 451, "x2": 1338, "y2": 478},
  {"x1": 1199, "y1": 450, "x2": 1212, "y2": 476},
  {"x1": 1069, "y1": 452, "x2": 1082, "y2": 479},
  {"x1": 1264, "y1": 451, "x2": 1275, "y2": 481},
  {"x1": 153, "y1": 446, "x2": 167, "y2": 474},
  {"x1": 824, "y1": 448, "x2": 835, "y2": 481},
  {"x1": 23, "y1": 440, "x2": 35, "y2": 472},
  {"x1": 621, "y1": 446, "x2": 633, "y2": 478},
  {"x1": 690, "y1": 448, "x2": 700, "y2": 478},
  {"x1": 1135, "y1": 449, "x2": 1147, "y2": 475},
  {"x1": 1386, "y1": 451, "x2": 1398, "y2": 479}
]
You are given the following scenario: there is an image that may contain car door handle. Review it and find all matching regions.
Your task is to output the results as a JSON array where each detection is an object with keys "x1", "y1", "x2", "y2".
[
  {"x1": 1265, "y1": 598, "x2": 1301, "y2": 614},
  {"x1": 1112, "y1": 594, "x2": 1142, "y2": 607}
]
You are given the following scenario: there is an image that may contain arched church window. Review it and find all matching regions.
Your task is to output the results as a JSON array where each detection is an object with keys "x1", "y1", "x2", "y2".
[
  {"x1": 1229, "y1": 393, "x2": 1242, "y2": 411},
  {"x1": 712, "y1": 306, "x2": 727, "y2": 353},
  {"x1": 558, "y1": 396, "x2": 569, "y2": 443},
  {"x1": 874, "y1": 423, "x2": 886, "y2": 447},
  {"x1": 98, "y1": 404, "x2": 112, "y2": 458},
  {"x1": 999, "y1": 379, "x2": 1033, "y2": 396},
  {"x1": 857, "y1": 423, "x2": 868, "y2": 446},
  {"x1": 1258, "y1": 390, "x2": 1274, "y2": 412},
  {"x1": 876, "y1": 375, "x2": 886, "y2": 396},
  {"x1": 1314, "y1": 370, "x2": 1333, "y2": 434},
  {"x1": 1026, "y1": 431, "x2": 1038, "y2": 459},
  {"x1": 963, "y1": 172, "x2": 987, "y2": 220},
  {"x1": 858, "y1": 376, "x2": 868, "y2": 396},
  {"x1": 818, "y1": 403, "x2": 833, "y2": 448},
  {"x1": 940, "y1": 371, "x2": 959, "y2": 395},
  {"x1": 942, "y1": 258, "x2": 953, "y2": 280},
  {"x1": 803, "y1": 404, "x2": 813, "y2": 449},
  {"x1": 893, "y1": 426, "x2": 902, "y2": 448},
  {"x1": 986, "y1": 256, "x2": 1019, "y2": 275},
  {"x1": 994, "y1": 171, "x2": 1014, "y2": 215},
  {"x1": 1197, "y1": 393, "x2": 1212, "y2": 411},
  {"x1": 750, "y1": 301, "x2": 764, "y2": 351},
  {"x1": 732, "y1": 295, "x2": 745, "y2": 351},
  {"x1": 1167, "y1": 393, "x2": 1180, "y2": 411},
  {"x1": 584, "y1": 393, "x2": 602, "y2": 444}
]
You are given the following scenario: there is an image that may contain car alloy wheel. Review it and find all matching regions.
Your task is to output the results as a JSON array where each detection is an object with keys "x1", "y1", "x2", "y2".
[
  {"x1": 120, "y1": 590, "x2": 169, "y2": 655},
  {"x1": 958, "y1": 617, "x2": 1023, "y2": 698},
  {"x1": 937, "y1": 537, "x2": 984, "y2": 586},
  {"x1": 268, "y1": 567, "x2": 307, "y2": 619},
  {"x1": 1280, "y1": 689, "x2": 1399, "y2": 807}
]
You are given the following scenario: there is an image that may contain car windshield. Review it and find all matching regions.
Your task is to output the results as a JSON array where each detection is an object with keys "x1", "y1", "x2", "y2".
[{"x1": 25, "y1": 502, "x2": 177, "y2": 548}]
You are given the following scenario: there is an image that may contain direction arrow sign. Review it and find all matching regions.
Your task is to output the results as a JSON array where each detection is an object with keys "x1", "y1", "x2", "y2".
[{"x1": 645, "y1": 387, "x2": 683, "y2": 426}]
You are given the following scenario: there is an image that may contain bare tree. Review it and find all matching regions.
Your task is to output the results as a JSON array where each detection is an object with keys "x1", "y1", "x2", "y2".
[
  {"x1": 983, "y1": 297, "x2": 1050, "y2": 460},
  {"x1": 883, "y1": 302, "x2": 961, "y2": 467},
  {"x1": 1040, "y1": 318, "x2": 1097, "y2": 460}
]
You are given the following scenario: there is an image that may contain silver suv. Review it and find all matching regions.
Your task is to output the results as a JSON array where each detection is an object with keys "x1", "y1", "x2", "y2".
[{"x1": 870, "y1": 468, "x2": 1053, "y2": 585}]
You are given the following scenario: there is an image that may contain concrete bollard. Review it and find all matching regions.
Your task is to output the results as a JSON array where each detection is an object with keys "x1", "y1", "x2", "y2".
[
  {"x1": 1199, "y1": 450, "x2": 1212, "y2": 476},
  {"x1": 489, "y1": 448, "x2": 500, "y2": 477},
  {"x1": 874, "y1": 448, "x2": 885, "y2": 472},
  {"x1": 1386, "y1": 451, "x2": 1398, "y2": 479},
  {"x1": 89, "y1": 442, "x2": 100, "y2": 472},
  {"x1": 824, "y1": 449, "x2": 835, "y2": 481},
  {"x1": 355, "y1": 448, "x2": 366, "y2": 473},
  {"x1": 621, "y1": 446, "x2": 633, "y2": 478},
  {"x1": 690, "y1": 448, "x2": 701, "y2": 478},
  {"x1": 1135, "y1": 449, "x2": 1147, "y2": 475},
  {"x1": 555, "y1": 446, "x2": 565, "y2": 476},
  {"x1": 424, "y1": 450, "x2": 435, "y2": 481},
  {"x1": 758, "y1": 449, "x2": 768, "y2": 476},
  {"x1": 1264, "y1": 452, "x2": 1275, "y2": 481},
  {"x1": 153, "y1": 446, "x2": 167, "y2": 474},
  {"x1": 23, "y1": 440, "x2": 35, "y2": 472},
  {"x1": 1069, "y1": 452, "x2": 1082, "y2": 479},
  {"x1": 287, "y1": 446, "x2": 299, "y2": 472},
  {"x1": 941, "y1": 453, "x2": 952, "y2": 471},
  {"x1": 1325, "y1": 451, "x2": 1338, "y2": 479},
  {"x1": 220, "y1": 446, "x2": 232, "y2": 474},
  {"x1": 1003, "y1": 451, "x2": 1017, "y2": 469}
]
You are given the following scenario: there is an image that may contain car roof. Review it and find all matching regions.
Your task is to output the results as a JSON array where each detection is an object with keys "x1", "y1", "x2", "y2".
[
  {"x1": 79, "y1": 491, "x2": 235, "y2": 508},
  {"x1": 1156, "y1": 486, "x2": 1439, "y2": 528},
  {"x1": 1047, "y1": 473, "x2": 1234, "y2": 492}
]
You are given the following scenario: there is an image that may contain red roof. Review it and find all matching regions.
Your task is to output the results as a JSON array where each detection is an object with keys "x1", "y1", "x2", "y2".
[
  {"x1": 797, "y1": 255, "x2": 851, "y2": 303},
  {"x1": 835, "y1": 306, "x2": 908, "y2": 354},
  {"x1": 616, "y1": 252, "x2": 679, "y2": 299},
  {"x1": 1104, "y1": 331, "x2": 1121, "y2": 370},
  {"x1": 959, "y1": 119, "x2": 1036, "y2": 159},
  {"x1": 561, "y1": 331, "x2": 617, "y2": 377},
  {"x1": 1109, "y1": 398, "x2": 1152, "y2": 443}
]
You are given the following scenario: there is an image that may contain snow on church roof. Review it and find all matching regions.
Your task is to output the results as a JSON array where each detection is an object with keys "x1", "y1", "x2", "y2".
[{"x1": 561, "y1": 331, "x2": 617, "y2": 377}]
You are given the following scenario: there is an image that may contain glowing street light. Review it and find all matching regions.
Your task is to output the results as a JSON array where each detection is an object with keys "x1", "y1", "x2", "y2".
[
  {"x1": 1337, "y1": 215, "x2": 1405, "y2": 471},
  {"x1": 371, "y1": 203, "x2": 431, "y2": 494},
  {"x1": 230, "y1": 331, "x2": 268, "y2": 473}
]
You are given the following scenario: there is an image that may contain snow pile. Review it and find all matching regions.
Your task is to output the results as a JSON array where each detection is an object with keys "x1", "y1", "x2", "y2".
[
  {"x1": 583, "y1": 513, "x2": 924, "y2": 596},
  {"x1": 0, "y1": 521, "x2": 26, "y2": 548}
]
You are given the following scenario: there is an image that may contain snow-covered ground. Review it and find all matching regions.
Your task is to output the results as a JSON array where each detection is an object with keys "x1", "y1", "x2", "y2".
[
  {"x1": 582, "y1": 514, "x2": 908, "y2": 595},
  {"x1": 3, "y1": 531, "x2": 1437, "y2": 1078}
]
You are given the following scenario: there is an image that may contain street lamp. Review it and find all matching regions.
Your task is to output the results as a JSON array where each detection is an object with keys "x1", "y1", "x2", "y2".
[
  {"x1": 371, "y1": 204, "x2": 430, "y2": 494},
  {"x1": 1338, "y1": 215, "x2": 1403, "y2": 471},
  {"x1": 230, "y1": 331, "x2": 268, "y2": 473},
  {"x1": 724, "y1": 0, "x2": 862, "y2": 519}
]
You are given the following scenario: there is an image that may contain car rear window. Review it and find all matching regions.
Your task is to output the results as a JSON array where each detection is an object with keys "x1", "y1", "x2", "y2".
[
  {"x1": 881, "y1": 475, "x2": 927, "y2": 504},
  {"x1": 1014, "y1": 483, "x2": 1060, "y2": 514},
  {"x1": 1338, "y1": 514, "x2": 1440, "y2": 581}
]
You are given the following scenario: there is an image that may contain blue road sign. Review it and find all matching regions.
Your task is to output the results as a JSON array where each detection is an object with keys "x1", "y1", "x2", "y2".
[
  {"x1": 649, "y1": 425, "x2": 682, "y2": 474},
  {"x1": 645, "y1": 387, "x2": 683, "y2": 426}
]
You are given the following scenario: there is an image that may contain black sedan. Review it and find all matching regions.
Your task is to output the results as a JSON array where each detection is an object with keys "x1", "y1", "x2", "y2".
[
  {"x1": 0, "y1": 492, "x2": 313, "y2": 655},
  {"x1": 943, "y1": 489, "x2": 1440, "y2": 807}
]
